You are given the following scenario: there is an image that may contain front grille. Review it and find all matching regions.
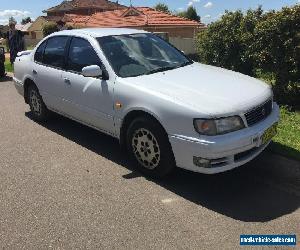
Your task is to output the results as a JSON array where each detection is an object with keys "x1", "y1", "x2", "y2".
[{"x1": 245, "y1": 99, "x2": 273, "y2": 126}]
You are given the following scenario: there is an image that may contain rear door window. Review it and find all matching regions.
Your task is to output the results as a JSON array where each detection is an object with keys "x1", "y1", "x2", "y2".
[{"x1": 43, "y1": 36, "x2": 69, "y2": 69}]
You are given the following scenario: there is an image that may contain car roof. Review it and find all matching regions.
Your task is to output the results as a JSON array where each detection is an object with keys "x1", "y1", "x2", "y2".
[{"x1": 53, "y1": 28, "x2": 149, "y2": 38}]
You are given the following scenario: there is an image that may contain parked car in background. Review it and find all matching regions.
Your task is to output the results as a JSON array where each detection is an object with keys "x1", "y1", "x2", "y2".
[{"x1": 13, "y1": 28, "x2": 280, "y2": 177}]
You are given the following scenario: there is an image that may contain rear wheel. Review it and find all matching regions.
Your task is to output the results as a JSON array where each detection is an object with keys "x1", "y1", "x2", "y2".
[
  {"x1": 127, "y1": 116, "x2": 175, "y2": 178},
  {"x1": 28, "y1": 84, "x2": 49, "y2": 122}
]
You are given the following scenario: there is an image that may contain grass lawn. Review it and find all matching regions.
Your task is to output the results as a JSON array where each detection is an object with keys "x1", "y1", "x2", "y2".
[
  {"x1": 4, "y1": 60, "x2": 13, "y2": 72},
  {"x1": 270, "y1": 107, "x2": 300, "y2": 161}
]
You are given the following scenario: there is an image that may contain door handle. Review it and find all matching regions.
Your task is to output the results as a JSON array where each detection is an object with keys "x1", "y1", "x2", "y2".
[
  {"x1": 64, "y1": 78, "x2": 71, "y2": 85},
  {"x1": 32, "y1": 70, "x2": 37, "y2": 75}
]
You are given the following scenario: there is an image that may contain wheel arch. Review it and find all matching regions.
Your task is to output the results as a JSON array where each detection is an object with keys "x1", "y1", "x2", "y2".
[
  {"x1": 23, "y1": 77, "x2": 36, "y2": 104},
  {"x1": 119, "y1": 109, "x2": 169, "y2": 149}
]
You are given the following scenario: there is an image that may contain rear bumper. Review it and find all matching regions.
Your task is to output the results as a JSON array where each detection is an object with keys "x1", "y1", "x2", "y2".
[
  {"x1": 169, "y1": 103, "x2": 280, "y2": 174},
  {"x1": 13, "y1": 77, "x2": 24, "y2": 97}
]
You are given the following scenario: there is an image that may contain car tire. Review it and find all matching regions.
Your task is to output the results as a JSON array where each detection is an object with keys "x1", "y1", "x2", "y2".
[
  {"x1": 126, "y1": 116, "x2": 175, "y2": 178},
  {"x1": 28, "y1": 84, "x2": 49, "y2": 122}
]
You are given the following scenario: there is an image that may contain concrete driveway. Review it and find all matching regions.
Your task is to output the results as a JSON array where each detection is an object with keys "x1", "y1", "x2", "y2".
[{"x1": 0, "y1": 78, "x2": 299, "y2": 249}]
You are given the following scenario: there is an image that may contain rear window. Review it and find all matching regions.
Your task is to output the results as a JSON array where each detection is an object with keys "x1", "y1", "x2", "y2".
[{"x1": 34, "y1": 40, "x2": 47, "y2": 63}]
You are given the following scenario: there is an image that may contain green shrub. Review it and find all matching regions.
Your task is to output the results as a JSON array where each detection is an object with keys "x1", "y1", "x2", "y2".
[
  {"x1": 197, "y1": 8, "x2": 264, "y2": 76},
  {"x1": 251, "y1": 5, "x2": 300, "y2": 106},
  {"x1": 42, "y1": 22, "x2": 59, "y2": 37},
  {"x1": 196, "y1": 5, "x2": 300, "y2": 106}
]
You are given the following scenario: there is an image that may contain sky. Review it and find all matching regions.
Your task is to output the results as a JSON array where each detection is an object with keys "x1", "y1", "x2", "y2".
[{"x1": 0, "y1": 0, "x2": 299, "y2": 25}]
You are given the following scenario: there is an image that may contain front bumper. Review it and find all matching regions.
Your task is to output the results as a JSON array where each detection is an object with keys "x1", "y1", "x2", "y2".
[
  {"x1": 13, "y1": 77, "x2": 24, "y2": 97},
  {"x1": 169, "y1": 103, "x2": 280, "y2": 174}
]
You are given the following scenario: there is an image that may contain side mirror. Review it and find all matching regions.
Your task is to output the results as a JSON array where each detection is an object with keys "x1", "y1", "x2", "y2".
[{"x1": 82, "y1": 65, "x2": 102, "y2": 78}]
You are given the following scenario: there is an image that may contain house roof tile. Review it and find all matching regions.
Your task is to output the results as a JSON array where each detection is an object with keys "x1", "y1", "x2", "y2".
[
  {"x1": 16, "y1": 22, "x2": 33, "y2": 32},
  {"x1": 44, "y1": 0, "x2": 125, "y2": 13}
]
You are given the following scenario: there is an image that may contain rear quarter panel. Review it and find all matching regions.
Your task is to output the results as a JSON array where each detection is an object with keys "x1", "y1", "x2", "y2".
[{"x1": 14, "y1": 53, "x2": 34, "y2": 84}]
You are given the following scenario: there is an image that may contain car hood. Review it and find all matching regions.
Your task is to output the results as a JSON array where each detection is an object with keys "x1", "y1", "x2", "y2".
[{"x1": 119, "y1": 63, "x2": 272, "y2": 117}]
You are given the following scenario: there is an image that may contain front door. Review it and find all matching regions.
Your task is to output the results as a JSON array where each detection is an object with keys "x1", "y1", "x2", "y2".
[{"x1": 61, "y1": 37, "x2": 115, "y2": 135}]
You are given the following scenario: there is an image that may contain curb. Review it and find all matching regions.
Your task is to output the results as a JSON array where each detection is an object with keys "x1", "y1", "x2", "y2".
[{"x1": 0, "y1": 72, "x2": 13, "y2": 82}]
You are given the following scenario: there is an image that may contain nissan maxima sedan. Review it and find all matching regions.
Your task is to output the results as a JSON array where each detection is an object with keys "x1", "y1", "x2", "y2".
[{"x1": 13, "y1": 28, "x2": 280, "y2": 177}]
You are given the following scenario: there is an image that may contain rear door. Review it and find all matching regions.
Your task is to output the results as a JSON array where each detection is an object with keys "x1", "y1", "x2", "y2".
[
  {"x1": 33, "y1": 36, "x2": 70, "y2": 113},
  {"x1": 61, "y1": 36, "x2": 115, "y2": 135}
]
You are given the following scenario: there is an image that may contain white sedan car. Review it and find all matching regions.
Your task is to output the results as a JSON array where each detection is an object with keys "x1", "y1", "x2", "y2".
[{"x1": 13, "y1": 28, "x2": 280, "y2": 177}]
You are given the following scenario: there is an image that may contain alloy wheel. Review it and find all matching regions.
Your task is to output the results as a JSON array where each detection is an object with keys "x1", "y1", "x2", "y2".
[
  {"x1": 131, "y1": 128, "x2": 161, "y2": 170},
  {"x1": 29, "y1": 89, "x2": 42, "y2": 115}
]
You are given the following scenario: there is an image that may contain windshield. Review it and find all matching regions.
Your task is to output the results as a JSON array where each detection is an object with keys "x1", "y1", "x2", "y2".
[{"x1": 97, "y1": 33, "x2": 193, "y2": 78}]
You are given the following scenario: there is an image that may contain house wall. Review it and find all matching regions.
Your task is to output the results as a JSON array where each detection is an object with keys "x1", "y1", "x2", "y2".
[
  {"x1": 28, "y1": 17, "x2": 47, "y2": 36},
  {"x1": 24, "y1": 17, "x2": 45, "y2": 47},
  {"x1": 27, "y1": 17, "x2": 47, "y2": 43},
  {"x1": 140, "y1": 26, "x2": 203, "y2": 54},
  {"x1": 143, "y1": 26, "x2": 203, "y2": 38},
  {"x1": 168, "y1": 37, "x2": 196, "y2": 55}
]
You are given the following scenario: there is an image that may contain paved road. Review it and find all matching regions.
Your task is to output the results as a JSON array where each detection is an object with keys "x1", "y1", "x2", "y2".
[{"x1": 0, "y1": 78, "x2": 299, "y2": 249}]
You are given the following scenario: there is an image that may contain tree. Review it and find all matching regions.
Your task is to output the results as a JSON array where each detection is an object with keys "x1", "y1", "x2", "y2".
[
  {"x1": 177, "y1": 11, "x2": 187, "y2": 18},
  {"x1": 42, "y1": 22, "x2": 59, "y2": 37},
  {"x1": 21, "y1": 17, "x2": 32, "y2": 25},
  {"x1": 154, "y1": 3, "x2": 171, "y2": 14},
  {"x1": 185, "y1": 6, "x2": 201, "y2": 22},
  {"x1": 9, "y1": 16, "x2": 17, "y2": 24},
  {"x1": 177, "y1": 6, "x2": 200, "y2": 22}
]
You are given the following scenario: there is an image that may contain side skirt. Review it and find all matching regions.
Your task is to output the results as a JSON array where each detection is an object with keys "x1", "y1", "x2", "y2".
[{"x1": 47, "y1": 106, "x2": 120, "y2": 140}]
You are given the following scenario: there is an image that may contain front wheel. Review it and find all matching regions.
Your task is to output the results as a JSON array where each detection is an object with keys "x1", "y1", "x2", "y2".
[
  {"x1": 28, "y1": 84, "x2": 49, "y2": 122},
  {"x1": 127, "y1": 116, "x2": 175, "y2": 178}
]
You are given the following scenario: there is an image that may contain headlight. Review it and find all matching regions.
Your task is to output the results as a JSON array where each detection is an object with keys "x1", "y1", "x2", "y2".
[{"x1": 194, "y1": 116, "x2": 245, "y2": 136}]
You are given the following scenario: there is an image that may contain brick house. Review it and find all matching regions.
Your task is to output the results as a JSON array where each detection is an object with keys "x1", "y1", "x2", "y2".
[{"x1": 63, "y1": 7, "x2": 206, "y2": 54}]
